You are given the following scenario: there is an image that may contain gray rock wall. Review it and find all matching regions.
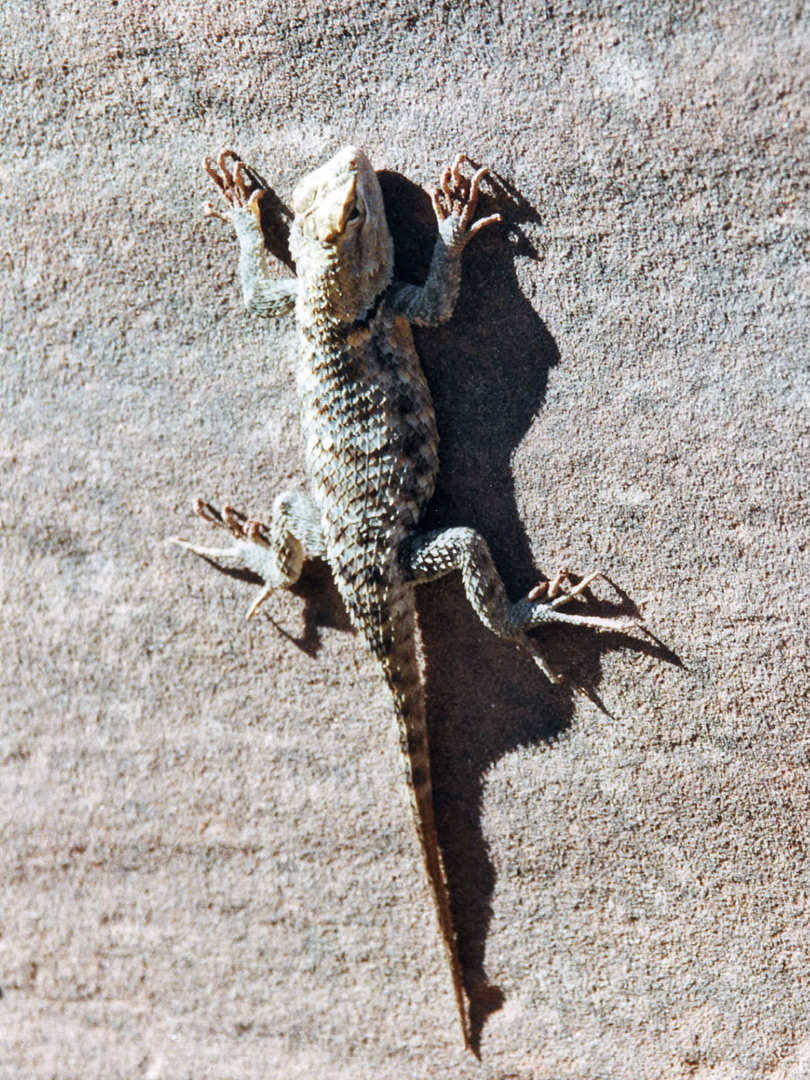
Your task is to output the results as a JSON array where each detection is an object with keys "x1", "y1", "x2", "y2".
[{"x1": 2, "y1": 2, "x2": 808, "y2": 1076}]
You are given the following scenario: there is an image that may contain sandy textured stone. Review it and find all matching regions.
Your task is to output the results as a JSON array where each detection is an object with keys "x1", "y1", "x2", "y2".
[{"x1": 1, "y1": 2, "x2": 808, "y2": 1077}]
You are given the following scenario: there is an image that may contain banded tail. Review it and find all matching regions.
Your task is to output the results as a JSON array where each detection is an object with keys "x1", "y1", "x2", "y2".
[{"x1": 374, "y1": 591, "x2": 471, "y2": 1049}]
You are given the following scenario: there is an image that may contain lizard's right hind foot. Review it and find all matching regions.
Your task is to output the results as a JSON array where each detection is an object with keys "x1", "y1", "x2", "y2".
[
  {"x1": 512, "y1": 569, "x2": 640, "y2": 683},
  {"x1": 527, "y1": 566, "x2": 603, "y2": 607},
  {"x1": 515, "y1": 568, "x2": 640, "y2": 633}
]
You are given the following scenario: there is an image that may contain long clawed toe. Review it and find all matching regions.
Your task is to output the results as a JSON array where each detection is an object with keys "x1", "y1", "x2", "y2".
[
  {"x1": 431, "y1": 153, "x2": 502, "y2": 237},
  {"x1": 202, "y1": 150, "x2": 263, "y2": 218},
  {"x1": 528, "y1": 567, "x2": 604, "y2": 608},
  {"x1": 194, "y1": 497, "x2": 233, "y2": 529},
  {"x1": 167, "y1": 535, "x2": 242, "y2": 561},
  {"x1": 246, "y1": 583, "x2": 275, "y2": 621},
  {"x1": 191, "y1": 499, "x2": 268, "y2": 544},
  {"x1": 169, "y1": 500, "x2": 277, "y2": 620},
  {"x1": 522, "y1": 637, "x2": 563, "y2": 684},
  {"x1": 528, "y1": 567, "x2": 600, "y2": 605},
  {"x1": 168, "y1": 499, "x2": 270, "y2": 560},
  {"x1": 524, "y1": 568, "x2": 642, "y2": 633},
  {"x1": 203, "y1": 149, "x2": 240, "y2": 197}
]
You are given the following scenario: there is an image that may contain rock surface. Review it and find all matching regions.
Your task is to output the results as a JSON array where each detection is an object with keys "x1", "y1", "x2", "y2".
[{"x1": 2, "y1": 2, "x2": 808, "y2": 1077}]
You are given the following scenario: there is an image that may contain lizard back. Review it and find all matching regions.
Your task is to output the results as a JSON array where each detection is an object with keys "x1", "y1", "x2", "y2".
[{"x1": 298, "y1": 303, "x2": 439, "y2": 641}]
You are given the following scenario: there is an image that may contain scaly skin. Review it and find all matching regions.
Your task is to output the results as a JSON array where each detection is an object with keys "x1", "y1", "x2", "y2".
[{"x1": 172, "y1": 146, "x2": 637, "y2": 1050}]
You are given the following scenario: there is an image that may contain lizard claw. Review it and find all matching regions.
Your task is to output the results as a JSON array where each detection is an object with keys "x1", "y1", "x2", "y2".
[
  {"x1": 203, "y1": 199, "x2": 230, "y2": 223},
  {"x1": 527, "y1": 567, "x2": 604, "y2": 607},
  {"x1": 518, "y1": 568, "x2": 642, "y2": 634},
  {"x1": 168, "y1": 499, "x2": 279, "y2": 618},
  {"x1": 202, "y1": 149, "x2": 265, "y2": 221},
  {"x1": 431, "y1": 153, "x2": 501, "y2": 244}
]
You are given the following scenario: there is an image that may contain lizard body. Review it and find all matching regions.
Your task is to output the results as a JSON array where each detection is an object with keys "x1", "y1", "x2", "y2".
[{"x1": 172, "y1": 146, "x2": 635, "y2": 1049}]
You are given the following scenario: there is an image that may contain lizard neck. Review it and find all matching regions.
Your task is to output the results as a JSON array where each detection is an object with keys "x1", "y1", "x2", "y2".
[{"x1": 293, "y1": 234, "x2": 394, "y2": 333}]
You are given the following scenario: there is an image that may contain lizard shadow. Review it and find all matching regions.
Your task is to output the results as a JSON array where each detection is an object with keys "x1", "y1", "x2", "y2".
[
  {"x1": 380, "y1": 168, "x2": 676, "y2": 1055},
  {"x1": 198, "y1": 556, "x2": 352, "y2": 657}
]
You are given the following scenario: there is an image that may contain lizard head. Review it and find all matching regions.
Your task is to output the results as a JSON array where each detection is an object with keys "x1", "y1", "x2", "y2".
[{"x1": 289, "y1": 146, "x2": 394, "y2": 319}]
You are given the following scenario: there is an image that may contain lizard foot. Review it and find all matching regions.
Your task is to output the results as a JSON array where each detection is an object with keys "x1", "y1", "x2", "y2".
[
  {"x1": 527, "y1": 567, "x2": 602, "y2": 608},
  {"x1": 514, "y1": 568, "x2": 640, "y2": 634},
  {"x1": 202, "y1": 149, "x2": 264, "y2": 223},
  {"x1": 168, "y1": 499, "x2": 276, "y2": 618},
  {"x1": 513, "y1": 570, "x2": 640, "y2": 683},
  {"x1": 431, "y1": 153, "x2": 501, "y2": 244}
]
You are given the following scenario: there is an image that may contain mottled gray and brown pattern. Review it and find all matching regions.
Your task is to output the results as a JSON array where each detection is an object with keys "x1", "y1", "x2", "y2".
[{"x1": 172, "y1": 146, "x2": 636, "y2": 1048}]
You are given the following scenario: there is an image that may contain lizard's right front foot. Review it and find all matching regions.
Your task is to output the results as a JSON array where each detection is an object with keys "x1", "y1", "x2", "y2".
[
  {"x1": 202, "y1": 149, "x2": 264, "y2": 224},
  {"x1": 168, "y1": 499, "x2": 276, "y2": 618},
  {"x1": 431, "y1": 153, "x2": 501, "y2": 246}
]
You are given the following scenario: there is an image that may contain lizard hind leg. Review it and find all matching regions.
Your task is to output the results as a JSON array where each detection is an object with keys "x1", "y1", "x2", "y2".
[
  {"x1": 402, "y1": 527, "x2": 638, "y2": 681},
  {"x1": 168, "y1": 493, "x2": 325, "y2": 619}
]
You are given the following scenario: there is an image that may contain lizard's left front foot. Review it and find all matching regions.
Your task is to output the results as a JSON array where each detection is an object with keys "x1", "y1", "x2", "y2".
[
  {"x1": 202, "y1": 149, "x2": 265, "y2": 225},
  {"x1": 432, "y1": 154, "x2": 502, "y2": 245}
]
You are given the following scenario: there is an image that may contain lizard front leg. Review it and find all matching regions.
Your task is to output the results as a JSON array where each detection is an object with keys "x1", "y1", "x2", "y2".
[
  {"x1": 169, "y1": 492, "x2": 325, "y2": 619},
  {"x1": 402, "y1": 527, "x2": 638, "y2": 682},
  {"x1": 204, "y1": 149, "x2": 298, "y2": 319},
  {"x1": 388, "y1": 154, "x2": 501, "y2": 326}
]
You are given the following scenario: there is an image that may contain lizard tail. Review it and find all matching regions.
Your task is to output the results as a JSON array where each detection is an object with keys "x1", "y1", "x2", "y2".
[{"x1": 377, "y1": 593, "x2": 471, "y2": 1050}]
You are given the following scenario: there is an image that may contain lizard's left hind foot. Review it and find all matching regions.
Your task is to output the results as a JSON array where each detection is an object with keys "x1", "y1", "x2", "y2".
[{"x1": 169, "y1": 493, "x2": 325, "y2": 618}]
